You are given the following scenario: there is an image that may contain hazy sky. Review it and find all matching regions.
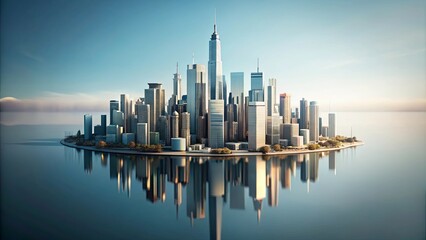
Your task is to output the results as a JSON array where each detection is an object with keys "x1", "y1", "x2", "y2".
[{"x1": 1, "y1": 0, "x2": 425, "y2": 111}]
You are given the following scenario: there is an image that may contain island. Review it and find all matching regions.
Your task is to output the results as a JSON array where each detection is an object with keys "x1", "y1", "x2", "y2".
[{"x1": 61, "y1": 134, "x2": 363, "y2": 157}]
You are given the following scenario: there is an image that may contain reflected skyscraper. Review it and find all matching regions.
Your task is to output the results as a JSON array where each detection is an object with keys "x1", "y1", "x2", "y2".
[
  {"x1": 73, "y1": 149, "x2": 348, "y2": 240},
  {"x1": 301, "y1": 154, "x2": 310, "y2": 183},
  {"x1": 248, "y1": 156, "x2": 266, "y2": 222},
  {"x1": 83, "y1": 150, "x2": 92, "y2": 173},
  {"x1": 146, "y1": 160, "x2": 166, "y2": 203},
  {"x1": 230, "y1": 183, "x2": 245, "y2": 210},
  {"x1": 170, "y1": 157, "x2": 188, "y2": 219},
  {"x1": 187, "y1": 160, "x2": 207, "y2": 223},
  {"x1": 118, "y1": 157, "x2": 132, "y2": 198},
  {"x1": 329, "y1": 151, "x2": 336, "y2": 175},
  {"x1": 281, "y1": 159, "x2": 292, "y2": 189},
  {"x1": 309, "y1": 153, "x2": 319, "y2": 182},
  {"x1": 208, "y1": 160, "x2": 225, "y2": 240},
  {"x1": 136, "y1": 156, "x2": 150, "y2": 186},
  {"x1": 267, "y1": 158, "x2": 280, "y2": 207},
  {"x1": 109, "y1": 154, "x2": 120, "y2": 180}
]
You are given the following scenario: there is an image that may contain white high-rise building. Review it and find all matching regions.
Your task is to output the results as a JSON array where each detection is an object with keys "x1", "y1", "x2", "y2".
[
  {"x1": 208, "y1": 18, "x2": 223, "y2": 100},
  {"x1": 248, "y1": 102, "x2": 266, "y2": 151},
  {"x1": 329, "y1": 113, "x2": 336, "y2": 137},
  {"x1": 280, "y1": 93, "x2": 291, "y2": 124},
  {"x1": 137, "y1": 123, "x2": 149, "y2": 145},
  {"x1": 208, "y1": 100, "x2": 224, "y2": 148},
  {"x1": 135, "y1": 100, "x2": 150, "y2": 144},
  {"x1": 309, "y1": 101, "x2": 319, "y2": 142},
  {"x1": 267, "y1": 78, "x2": 277, "y2": 116}
]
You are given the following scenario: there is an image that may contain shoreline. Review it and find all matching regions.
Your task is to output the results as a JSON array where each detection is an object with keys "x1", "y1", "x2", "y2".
[{"x1": 60, "y1": 140, "x2": 364, "y2": 157}]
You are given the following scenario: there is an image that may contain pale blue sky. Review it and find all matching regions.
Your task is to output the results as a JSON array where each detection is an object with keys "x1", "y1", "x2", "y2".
[{"x1": 1, "y1": 0, "x2": 425, "y2": 111}]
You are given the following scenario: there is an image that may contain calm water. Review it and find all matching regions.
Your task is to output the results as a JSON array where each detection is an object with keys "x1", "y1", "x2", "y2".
[{"x1": 1, "y1": 112, "x2": 425, "y2": 239}]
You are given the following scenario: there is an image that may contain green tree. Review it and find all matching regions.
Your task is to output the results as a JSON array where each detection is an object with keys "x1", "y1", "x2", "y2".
[
  {"x1": 259, "y1": 145, "x2": 271, "y2": 154},
  {"x1": 307, "y1": 143, "x2": 320, "y2": 150},
  {"x1": 272, "y1": 144, "x2": 282, "y2": 152},
  {"x1": 96, "y1": 141, "x2": 107, "y2": 148}
]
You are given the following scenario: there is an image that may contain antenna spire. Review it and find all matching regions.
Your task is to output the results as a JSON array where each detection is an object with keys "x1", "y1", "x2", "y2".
[
  {"x1": 176, "y1": 62, "x2": 179, "y2": 74},
  {"x1": 192, "y1": 53, "x2": 195, "y2": 64},
  {"x1": 214, "y1": 8, "x2": 217, "y2": 33},
  {"x1": 257, "y1": 58, "x2": 260, "y2": 72}
]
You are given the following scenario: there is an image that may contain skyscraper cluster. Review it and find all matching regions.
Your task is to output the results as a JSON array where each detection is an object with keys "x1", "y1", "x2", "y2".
[{"x1": 82, "y1": 18, "x2": 337, "y2": 150}]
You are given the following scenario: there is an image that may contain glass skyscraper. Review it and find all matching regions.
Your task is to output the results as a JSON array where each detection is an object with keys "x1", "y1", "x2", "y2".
[
  {"x1": 208, "y1": 21, "x2": 223, "y2": 100},
  {"x1": 109, "y1": 100, "x2": 119, "y2": 125},
  {"x1": 187, "y1": 64, "x2": 207, "y2": 135},
  {"x1": 299, "y1": 98, "x2": 309, "y2": 130},
  {"x1": 208, "y1": 100, "x2": 225, "y2": 148},
  {"x1": 230, "y1": 72, "x2": 244, "y2": 104},
  {"x1": 207, "y1": 18, "x2": 224, "y2": 148},
  {"x1": 250, "y1": 66, "x2": 264, "y2": 102}
]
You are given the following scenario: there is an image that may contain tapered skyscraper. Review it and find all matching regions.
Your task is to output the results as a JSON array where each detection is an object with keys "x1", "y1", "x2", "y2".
[
  {"x1": 173, "y1": 63, "x2": 182, "y2": 101},
  {"x1": 208, "y1": 15, "x2": 225, "y2": 148},
  {"x1": 208, "y1": 17, "x2": 223, "y2": 100}
]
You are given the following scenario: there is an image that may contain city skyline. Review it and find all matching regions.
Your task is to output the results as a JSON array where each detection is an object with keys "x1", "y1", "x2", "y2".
[{"x1": 1, "y1": 0, "x2": 425, "y2": 112}]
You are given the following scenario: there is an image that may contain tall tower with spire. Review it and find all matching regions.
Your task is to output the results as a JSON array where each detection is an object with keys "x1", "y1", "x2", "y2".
[
  {"x1": 173, "y1": 62, "x2": 182, "y2": 101},
  {"x1": 207, "y1": 12, "x2": 225, "y2": 148},
  {"x1": 208, "y1": 12, "x2": 223, "y2": 100}
]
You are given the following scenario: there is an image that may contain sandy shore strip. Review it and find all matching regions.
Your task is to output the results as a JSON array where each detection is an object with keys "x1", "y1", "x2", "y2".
[{"x1": 61, "y1": 140, "x2": 364, "y2": 157}]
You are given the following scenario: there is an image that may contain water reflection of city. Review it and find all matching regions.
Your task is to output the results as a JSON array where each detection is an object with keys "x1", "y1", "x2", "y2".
[{"x1": 68, "y1": 148, "x2": 342, "y2": 240}]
